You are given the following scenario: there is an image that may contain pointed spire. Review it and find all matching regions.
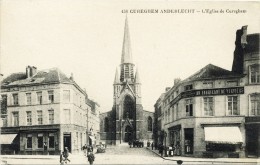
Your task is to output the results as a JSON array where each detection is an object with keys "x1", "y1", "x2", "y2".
[
  {"x1": 121, "y1": 15, "x2": 133, "y2": 64},
  {"x1": 135, "y1": 68, "x2": 141, "y2": 83},
  {"x1": 114, "y1": 68, "x2": 120, "y2": 84}
]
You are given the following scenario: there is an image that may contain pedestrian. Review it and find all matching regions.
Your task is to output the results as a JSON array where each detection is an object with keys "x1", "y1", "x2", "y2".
[
  {"x1": 63, "y1": 147, "x2": 70, "y2": 163},
  {"x1": 151, "y1": 142, "x2": 154, "y2": 150},
  {"x1": 83, "y1": 144, "x2": 87, "y2": 156},
  {"x1": 87, "y1": 151, "x2": 95, "y2": 165},
  {"x1": 60, "y1": 151, "x2": 65, "y2": 165},
  {"x1": 43, "y1": 142, "x2": 48, "y2": 155},
  {"x1": 159, "y1": 144, "x2": 163, "y2": 157}
]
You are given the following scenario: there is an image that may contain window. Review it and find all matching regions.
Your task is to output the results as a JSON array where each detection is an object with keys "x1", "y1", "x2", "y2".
[
  {"x1": 49, "y1": 133, "x2": 55, "y2": 148},
  {"x1": 227, "y1": 96, "x2": 239, "y2": 115},
  {"x1": 2, "y1": 116, "x2": 7, "y2": 127},
  {"x1": 206, "y1": 143, "x2": 235, "y2": 152},
  {"x1": 26, "y1": 93, "x2": 31, "y2": 105},
  {"x1": 63, "y1": 90, "x2": 70, "y2": 103},
  {"x1": 13, "y1": 112, "x2": 19, "y2": 126},
  {"x1": 37, "y1": 111, "x2": 43, "y2": 125},
  {"x1": 204, "y1": 97, "x2": 213, "y2": 116},
  {"x1": 1, "y1": 95, "x2": 7, "y2": 114},
  {"x1": 48, "y1": 91, "x2": 54, "y2": 103},
  {"x1": 27, "y1": 134, "x2": 32, "y2": 148},
  {"x1": 37, "y1": 92, "x2": 42, "y2": 104},
  {"x1": 37, "y1": 133, "x2": 43, "y2": 148},
  {"x1": 26, "y1": 111, "x2": 32, "y2": 125},
  {"x1": 250, "y1": 65, "x2": 260, "y2": 83},
  {"x1": 203, "y1": 82, "x2": 213, "y2": 88},
  {"x1": 13, "y1": 93, "x2": 19, "y2": 105},
  {"x1": 49, "y1": 110, "x2": 54, "y2": 124},
  {"x1": 250, "y1": 94, "x2": 260, "y2": 116},
  {"x1": 184, "y1": 84, "x2": 193, "y2": 91},
  {"x1": 64, "y1": 109, "x2": 70, "y2": 124},
  {"x1": 148, "y1": 116, "x2": 152, "y2": 131},
  {"x1": 186, "y1": 99, "x2": 193, "y2": 116},
  {"x1": 227, "y1": 81, "x2": 238, "y2": 87}
]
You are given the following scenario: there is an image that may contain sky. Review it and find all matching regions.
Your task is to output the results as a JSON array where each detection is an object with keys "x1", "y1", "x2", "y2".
[{"x1": 1, "y1": 0, "x2": 260, "y2": 113}]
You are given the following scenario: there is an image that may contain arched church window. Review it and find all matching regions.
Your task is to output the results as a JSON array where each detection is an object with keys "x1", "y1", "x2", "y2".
[
  {"x1": 104, "y1": 117, "x2": 109, "y2": 132},
  {"x1": 148, "y1": 116, "x2": 152, "y2": 131},
  {"x1": 123, "y1": 96, "x2": 135, "y2": 119}
]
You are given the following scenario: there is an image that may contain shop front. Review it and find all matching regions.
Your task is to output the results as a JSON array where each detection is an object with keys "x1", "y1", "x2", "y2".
[
  {"x1": 245, "y1": 117, "x2": 260, "y2": 157},
  {"x1": 203, "y1": 126, "x2": 243, "y2": 158},
  {"x1": 168, "y1": 125, "x2": 181, "y2": 156}
]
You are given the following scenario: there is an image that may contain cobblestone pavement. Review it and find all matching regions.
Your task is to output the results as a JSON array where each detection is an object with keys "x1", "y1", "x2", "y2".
[{"x1": 1, "y1": 144, "x2": 259, "y2": 165}]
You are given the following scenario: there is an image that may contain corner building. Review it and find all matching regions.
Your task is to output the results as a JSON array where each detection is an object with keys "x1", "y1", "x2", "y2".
[
  {"x1": 99, "y1": 17, "x2": 154, "y2": 145},
  {"x1": 1, "y1": 66, "x2": 91, "y2": 155},
  {"x1": 154, "y1": 26, "x2": 260, "y2": 158}
]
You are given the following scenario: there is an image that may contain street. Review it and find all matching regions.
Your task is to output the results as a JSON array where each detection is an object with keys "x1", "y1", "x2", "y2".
[{"x1": 1, "y1": 144, "x2": 259, "y2": 165}]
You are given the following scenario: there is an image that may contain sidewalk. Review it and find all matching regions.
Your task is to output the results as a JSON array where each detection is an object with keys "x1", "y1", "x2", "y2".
[{"x1": 146, "y1": 147, "x2": 260, "y2": 164}]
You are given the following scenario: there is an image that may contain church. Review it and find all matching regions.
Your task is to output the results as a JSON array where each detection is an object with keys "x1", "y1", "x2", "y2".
[{"x1": 99, "y1": 17, "x2": 154, "y2": 145}]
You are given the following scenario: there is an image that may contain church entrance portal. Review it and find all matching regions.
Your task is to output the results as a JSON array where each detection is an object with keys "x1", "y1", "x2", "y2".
[{"x1": 124, "y1": 126, "x2": 133, "y2": 142}]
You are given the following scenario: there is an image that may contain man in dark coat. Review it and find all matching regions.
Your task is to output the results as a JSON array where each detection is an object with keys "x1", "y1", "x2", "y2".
[{"x1": 87, "y1": 152, "x2": 95, "y2": 165}]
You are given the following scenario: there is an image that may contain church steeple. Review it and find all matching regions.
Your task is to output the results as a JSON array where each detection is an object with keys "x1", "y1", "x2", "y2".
[
  {"x1": 120, "y1": 16, "x2": 135, "y2": 82},
  {"x1": 121, "y1": 16, "x2": 133, "y2": 64}
]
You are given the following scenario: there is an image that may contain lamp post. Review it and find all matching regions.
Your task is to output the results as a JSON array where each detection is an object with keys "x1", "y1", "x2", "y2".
[{"x1": 164, "y1": 131, "x2": 167, "y2": 157}]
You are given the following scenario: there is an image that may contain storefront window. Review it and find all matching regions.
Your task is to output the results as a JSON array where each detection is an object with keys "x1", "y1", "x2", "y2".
[
  {"x1": 27, "y1": 134, "x2": 32, "y2": 148},
  {"x1": 206, "y1": 143, "x2": 236, "y2": 152},
  {"x1": 49, "y1": 133, "x2": 55, "y2": 148},
  {"x1": 37, "y1": 134, "x2": 43, "y2": 148}
]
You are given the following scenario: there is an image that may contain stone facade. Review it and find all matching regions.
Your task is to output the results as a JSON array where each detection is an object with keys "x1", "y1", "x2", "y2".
[{"x1": 154, "y1": 26, "x2": 260, "y2": 158}]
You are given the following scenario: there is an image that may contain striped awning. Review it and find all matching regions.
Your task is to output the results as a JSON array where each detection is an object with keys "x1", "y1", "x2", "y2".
[
  {"x1": 204, "y1": 127, "x2": 243, "y2": 144},
  {"x1": 0, "y1": 134, "x2": 17, "y2": 144}
]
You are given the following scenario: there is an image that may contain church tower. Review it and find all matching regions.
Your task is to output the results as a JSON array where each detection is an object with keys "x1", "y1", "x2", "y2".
[
  {"x1": 100, "y1": 17, "x2": 154, "y2": 146},
  {"x1": 112, "y1": 16, "x2": 144, "y2": 144}
]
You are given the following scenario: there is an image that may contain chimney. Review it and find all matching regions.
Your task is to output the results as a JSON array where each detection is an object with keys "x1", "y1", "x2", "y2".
[
  {"x1": 165, "y1": 87, "x2": 171, "y2": 92},
  {"x1": 232, "y1": 25, "x2": 247, "y2": 74},
  {"x1": 26, "y1": 66, "x2": 31, "y2": 78},
  {"x1": 70, "y1": 73, "x2": 74, "y2": 81},
  {"x1": 30, "y1": 66, "x2": 37, "y2": 77},
  {"x1": 174, "y1": 78, "x2": 181, "y2": 85}
]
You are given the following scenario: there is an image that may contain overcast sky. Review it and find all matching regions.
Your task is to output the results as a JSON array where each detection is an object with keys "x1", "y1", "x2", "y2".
[{"x1": 1, "y1": 0, "x2": 260, "y2": 113}]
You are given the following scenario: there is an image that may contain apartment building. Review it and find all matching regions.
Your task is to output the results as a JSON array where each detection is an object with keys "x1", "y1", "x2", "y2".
[
  {"x1": 1, "y1": 66, "x2": 91, "y2": 155},
  {"x1": 154, "y1": 26, "x2": 260, "y2": 158}
]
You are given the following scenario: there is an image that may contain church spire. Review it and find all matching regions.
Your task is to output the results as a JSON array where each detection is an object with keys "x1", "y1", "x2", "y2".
[
  {"x1": 121, "y1": 15, "x2": 133, "y2": 64},
  {"x1": 114, "y1": 68, "x2": 120, "y2": 84}
]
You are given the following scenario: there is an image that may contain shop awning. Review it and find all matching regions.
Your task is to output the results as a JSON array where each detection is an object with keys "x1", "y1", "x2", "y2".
[
  {"x1": 0, "y1": 134, "x2": 17, "y2": 144},
  {"x1": 204, "y1": 127, "x2": 243, "y2": 144}
]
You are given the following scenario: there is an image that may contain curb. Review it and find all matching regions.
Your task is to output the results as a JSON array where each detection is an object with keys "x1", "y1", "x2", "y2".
[{"x1": 145, "y1": 147, "x2": 258, "y2": 164}]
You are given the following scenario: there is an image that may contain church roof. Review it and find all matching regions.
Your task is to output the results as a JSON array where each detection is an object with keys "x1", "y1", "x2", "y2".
[
  {"x1": 183, "y1": 64, "x2": 242, "y2": 82},
  {"x1": 121, "y1": 16, "x2": 133, "y2": 64}
]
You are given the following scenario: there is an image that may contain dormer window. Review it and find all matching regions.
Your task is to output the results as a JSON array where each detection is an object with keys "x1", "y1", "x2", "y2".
[
  {"x1": 184, "y1": 84, "x2": 193, "y2": 91},
  {"x1": 203, "y1": 82, "x2": 213, "y2": 88}
]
